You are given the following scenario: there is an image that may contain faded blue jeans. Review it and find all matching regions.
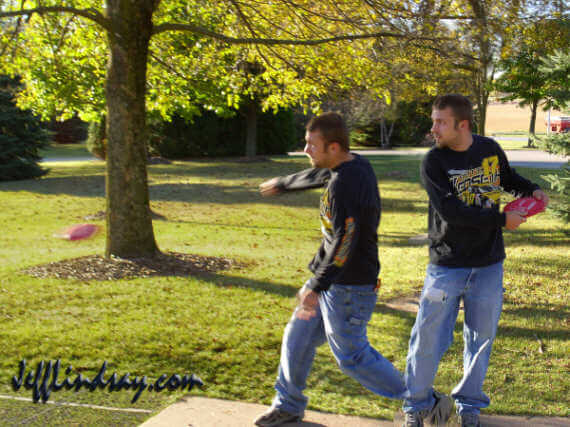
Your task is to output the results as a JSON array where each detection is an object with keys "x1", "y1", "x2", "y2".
[
  {"x1": 403, "y1": 261, "x2": 504, "y2": 416},
  {"x1": 272, "y1": 283, "x2": 406, "y2": 417}
]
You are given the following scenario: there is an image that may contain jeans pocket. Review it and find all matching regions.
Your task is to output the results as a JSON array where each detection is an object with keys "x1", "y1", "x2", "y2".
[{"x1": 350, "y1": 292, "x2": 377, "y2": 325}]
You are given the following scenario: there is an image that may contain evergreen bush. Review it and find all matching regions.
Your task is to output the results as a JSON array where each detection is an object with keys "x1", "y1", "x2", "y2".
[
  {"x1": 536, "y1": 133, "x2": 569, "y2": 222},
  {"x1": 0, "y1": 75, "x2": 50, "y2": 181}
]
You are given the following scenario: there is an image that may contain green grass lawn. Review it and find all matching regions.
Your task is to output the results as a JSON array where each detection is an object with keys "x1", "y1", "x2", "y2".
[
  {"x1": 39, "y1": 142, "x2": 92, "y2": 159},
  {"x1": 0, "y1": 155, "x2": 568, "y2": 425}
]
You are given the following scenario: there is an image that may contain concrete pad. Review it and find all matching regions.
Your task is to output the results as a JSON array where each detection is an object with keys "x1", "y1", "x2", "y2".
[
  {"x1": 140, "y1": 396, "x2": 570, "y2": 427},
  {"x1": 140, "y1": 396, "x2": 393, "y2": 426}
]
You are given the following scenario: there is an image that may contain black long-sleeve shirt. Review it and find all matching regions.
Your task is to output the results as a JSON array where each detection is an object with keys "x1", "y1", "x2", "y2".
[
  {"x1": 421, "y1": 135, "x2": 540, "y2": 267},
  {"x1": 275, "y1": 154, "x2": 381, "y2": 292}
]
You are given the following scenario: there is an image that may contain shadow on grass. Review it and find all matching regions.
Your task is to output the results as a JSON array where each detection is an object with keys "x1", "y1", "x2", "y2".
[
  {"x1": 374, "y1": 295, "x2": 568, "y2": 342},
  {"x1": 150, "y1": 155, "x2": 423, "y2": 184},
  {"x1": 504, "y1": 254, "x2": 570, "y2": 280},
  {"x1": 0, "y1": 175, "x2": 423, "y2": 213},
  {"x1": 379, "y1": 231, "x2": 430, "y2": 247},
  {"x1": 502, "y1": 300, "x2": 569, "y2": 323},
  {"x1": 201, "y1": 272, "x2": 300, "y2": 298},
  {"x1": 0, "y1": 174, "x2": 106, "y2": 197},
  {"x1": 504, "y1": 228, "x2": 570, "y2": 248}
]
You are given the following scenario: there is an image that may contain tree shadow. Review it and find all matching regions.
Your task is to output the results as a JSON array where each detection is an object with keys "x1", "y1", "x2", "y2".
[
  {"x1": 147, "y1": 154, "x2": 423, "y2": 184},
  {"x1": 379, "y1": 231, "x2": 429, "y2": 247},
  {"x1": 504, "y1": 228, "x2": 570, "y2": 248},
  {"x1": 504, "y1": 254, "x2": 570, "y2": 280},
  {"x1": 0, "y1": 174, "x2": 422, "y2": 213},
  {"x1": 199, "y1": 271, "x2": 300, "y2": 298},
  {"x1": 501, "y1": 300, "x2": 569, "y2": 323},
  {"x1": 0, "y1": 174, "x2": 106, "y2": 198}
]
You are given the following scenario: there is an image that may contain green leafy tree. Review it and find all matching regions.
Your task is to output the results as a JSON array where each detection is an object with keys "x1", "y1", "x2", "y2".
[
  {"x1": 0, "y1": 0, "x2": 442, "y2": 259},
  {"x1": 495, "y1": 49, "x2": 549, "y2": 147},
  {"x1": 494, "y1": 20, "x2": 569, "y2": 146},
  {"x1": 540, "y1": 48, "x2": 570, "y2": 111},
  {"x1": 0, "y1": 75, "x2": 50, "y2": 181}
]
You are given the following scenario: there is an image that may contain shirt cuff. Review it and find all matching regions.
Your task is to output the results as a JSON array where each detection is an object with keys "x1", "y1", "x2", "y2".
[{"x1": 305, "y1": 277, "x2": 329, "y2": 293}]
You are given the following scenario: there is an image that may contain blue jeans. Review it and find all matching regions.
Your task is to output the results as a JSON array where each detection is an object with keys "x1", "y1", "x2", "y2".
[
  {"x1": 403, "y1": 261, "x2": 504, "y2": 415},
  {"x1": 272, "y1": 283, "x2": 406, "y2": 416}
]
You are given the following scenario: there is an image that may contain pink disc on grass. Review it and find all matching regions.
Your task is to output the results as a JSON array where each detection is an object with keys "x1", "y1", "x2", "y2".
[
  {"x1": 503, "y1": 197, "x2": 546, "y2": 217},
  {"x1": 54, "y1": 224, "x2": 100, "y2": 241}
]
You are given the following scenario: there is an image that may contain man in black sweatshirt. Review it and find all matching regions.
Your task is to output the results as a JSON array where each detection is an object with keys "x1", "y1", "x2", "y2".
[
  {"x1": 402, "y1": 95, "x2": 549, "y2": 427},
  {"x1": 254, "y1": 112, "x2": 409, "y2": 427}
]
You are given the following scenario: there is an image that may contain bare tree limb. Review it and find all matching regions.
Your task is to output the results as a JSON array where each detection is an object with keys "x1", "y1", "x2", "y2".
[{"x1": 152, "y1": 21, "x2": 446, "y2": 45}]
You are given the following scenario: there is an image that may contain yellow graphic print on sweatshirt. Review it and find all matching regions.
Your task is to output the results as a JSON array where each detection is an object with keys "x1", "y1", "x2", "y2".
[
  {"x1": 319, "y1": 187, "x2": 356, "y2": 267},
  {"x1": 448, "y1": 155, "x2": 502, "y2": 208}
]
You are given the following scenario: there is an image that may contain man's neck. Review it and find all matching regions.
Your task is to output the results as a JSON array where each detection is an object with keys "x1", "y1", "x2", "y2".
[
  {"x1": 447, "y1": 133, "x2": 473, "y2": 152},
  {"x1": 329, "y1": 152, "x2": 354, "y2": 169}
]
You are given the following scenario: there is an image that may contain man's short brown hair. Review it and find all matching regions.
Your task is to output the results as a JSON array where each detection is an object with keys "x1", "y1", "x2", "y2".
[
  {"x1": 433, "y1": 94, "x2": 473, "y2": 130},
  {"x1": 306, "y1": 112, "x2": 350, "y2": 152}
]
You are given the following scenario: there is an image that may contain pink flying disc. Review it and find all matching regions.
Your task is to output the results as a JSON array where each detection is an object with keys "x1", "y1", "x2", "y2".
[
  {"x1": 503, "y1": 197, "x2": 546, "y2": 217},
  {"x1": 54, "y1": 224, "x2": 100, "y2": 241}
]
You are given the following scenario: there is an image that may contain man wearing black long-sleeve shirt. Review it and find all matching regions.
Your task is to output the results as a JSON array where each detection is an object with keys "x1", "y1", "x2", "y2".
[
  {"x1": 254, "y1": 112, "x2": 409, "y2": 427},
  {"x1": 402, "y1": 95, "x2": 549, "y2": 427}
]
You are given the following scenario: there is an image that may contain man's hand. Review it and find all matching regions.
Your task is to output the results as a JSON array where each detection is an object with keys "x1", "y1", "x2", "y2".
[
  {"x1": 296, "y1": 287, "x2": 319, "y2": 320},
  {"x1": 505, "y1": 210, "x2": 527, "y2": 230},
  {"x1": 259, "y1": 178, "x2": 281, "y2": 197},
  {"x1": 533, "y1": 189, "x2": 549, "y2": 207}
]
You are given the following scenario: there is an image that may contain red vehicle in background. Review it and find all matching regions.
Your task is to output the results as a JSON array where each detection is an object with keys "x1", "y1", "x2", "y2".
[{"x1": 546, "y1": 116, "x2": 570, "y2": 133}]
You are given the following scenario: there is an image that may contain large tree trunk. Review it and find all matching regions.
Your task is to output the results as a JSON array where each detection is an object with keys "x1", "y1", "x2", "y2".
[
  {"x1": 468, "y1": 0, "x2": 492, "y2": 137},
  {"x1": 528, "y1": 98, "x2": 538, "y2": 148},
  {"x1": 104, "y1": 0, "x2": 159, "y2": 258},
  {"x1": 244, "y1": 100, "x2": 257, "y2": 158}
]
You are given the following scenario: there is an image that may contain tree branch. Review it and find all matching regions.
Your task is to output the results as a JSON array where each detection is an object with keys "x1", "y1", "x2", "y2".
[
  {"x1": 152, "y1": 22, "x2": 445, "y2": 45},
  {"x1": 0, "y1": 7, "x2": 111, "y2": 31}
]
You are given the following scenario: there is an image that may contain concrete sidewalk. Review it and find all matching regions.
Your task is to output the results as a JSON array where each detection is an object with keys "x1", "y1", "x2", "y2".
[
  {"x1": 140, "y1": 396, "x2": 570, "y2": 427},
  {"x1": 288, "y1": 149, "x2": 568, "y2": 169}
]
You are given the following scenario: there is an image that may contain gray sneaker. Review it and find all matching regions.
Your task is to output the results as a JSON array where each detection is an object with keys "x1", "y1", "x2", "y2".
[
  {"x1": 254, "y1": 407, "x2": 301, "y2": 426},
  {"x1": 426, "y1": 391, "x2": 453, "y2": 425},
  {"x1": 460, "y1": 412, "x2": 481, "y2": 427},
  {"x1": 402, "y1": 412, "x2": 424, "y2": 427}
]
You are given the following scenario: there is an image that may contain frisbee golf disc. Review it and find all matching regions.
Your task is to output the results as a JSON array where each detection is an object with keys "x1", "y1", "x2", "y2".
[
  {"x1": 54, "y1": 224, "x2": 100, "y2": 241},
  {"x1": 503, "y1": 197, "x2": 546, "y2": 217}
]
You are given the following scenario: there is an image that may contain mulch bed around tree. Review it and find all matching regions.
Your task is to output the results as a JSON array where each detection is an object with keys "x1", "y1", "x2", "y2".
[{"x1": 22, "y1": 252, "x2": 244, "y2": 281}]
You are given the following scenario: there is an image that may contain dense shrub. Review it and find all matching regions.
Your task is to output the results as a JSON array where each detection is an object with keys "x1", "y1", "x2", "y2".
[
  {"x1": 348, "y1": 99, "x2": 433, "y2": 147},
  {"x1": 0, "y1": 75, "x2": 50, "y2": 181},
  {"x1": 257, "y1": 108, "x2": 297, "y2": 155},
  {"x1": 86, "y1": 116, "x2": 107, "y2": 159},
  {"x1": 389, "y1": 99, "x2": 433, "y2": 146},
  {"x1": 148, "y1": 107, "x2": 297, "y2": 159},
  {"x1": 46, "y1": 115, "x2": 88, "y2": 144}
]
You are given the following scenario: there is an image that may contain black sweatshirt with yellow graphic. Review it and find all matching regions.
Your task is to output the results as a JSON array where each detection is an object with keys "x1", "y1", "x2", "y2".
[
  {"x1": 275, "y1": 154, "x2": 381, "y2": 292},
  {"x1": 421, "y1": 134, "x2": 539, "y2": 267}
]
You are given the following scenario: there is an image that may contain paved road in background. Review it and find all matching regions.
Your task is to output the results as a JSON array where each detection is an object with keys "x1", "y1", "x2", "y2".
[{"x1": 288, "y1": 148, "x2": 568, "y2": 169}]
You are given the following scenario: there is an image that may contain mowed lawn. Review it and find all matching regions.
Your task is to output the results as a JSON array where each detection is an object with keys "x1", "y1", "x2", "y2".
[{"x1": 0, "y1": 155, "x2": 568, "y2": 425}]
